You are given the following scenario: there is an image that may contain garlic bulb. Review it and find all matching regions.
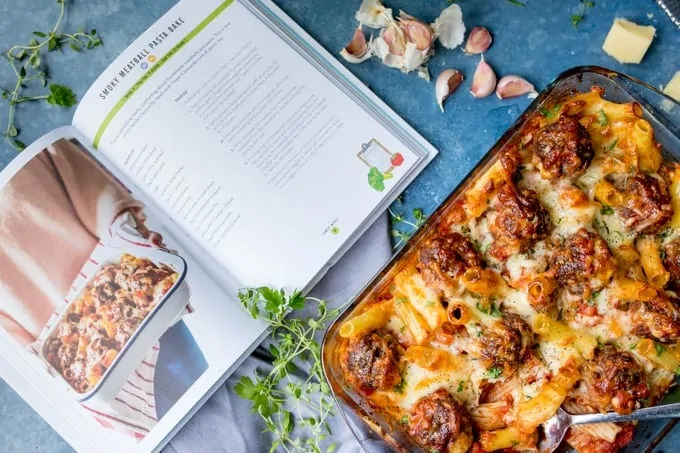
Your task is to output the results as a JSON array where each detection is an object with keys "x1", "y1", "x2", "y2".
[
  {"x1": 355, "y1": 0, "x2": 393, "y2": 29},
  {"x1": 470, "y1": 55, "x2": 496, "y2": 98},
  {"x1": 340, "y1": 26, "x2": 373, "y2": 64},
  {"x1": 464, "y1": 26, "x2": 492, "y2": 55},
  {"x1": 496, "y1": 75, "x2": 538, "y2": 99},
  {"x1": 431, "y1": 4, "x2": 466, "y2": 50},
  {"x1": 371, "y1": 11, "x2": 434, "y2": 74},
  {"x1": 436, "y1": 69, "x2": 464, "y2": 112}
]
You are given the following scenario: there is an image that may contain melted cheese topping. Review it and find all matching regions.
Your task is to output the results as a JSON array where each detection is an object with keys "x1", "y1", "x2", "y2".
[{"x1": 335, "y1": 89, "x2": 680, "y2": 453}]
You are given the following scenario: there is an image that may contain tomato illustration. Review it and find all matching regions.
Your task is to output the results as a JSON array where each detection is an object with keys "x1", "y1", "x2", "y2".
[{"x1": 391, "y1": 153, "x2": 404, "y2": 166}]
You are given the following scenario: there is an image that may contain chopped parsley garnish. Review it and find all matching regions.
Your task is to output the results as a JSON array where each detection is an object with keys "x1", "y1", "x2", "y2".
[
  {"x1": 655, "y1": 342, "x2": 666, "y2": 357},
  {"x1": 394, "y1": 379, "x2": 407, "y2": 394},
  {"x1": 396, "y1": 296, "x2": 408, "y2": 305},
  {"x1": 425, "y1": 300, "x2": 436, "y2": 308},
  {"x1": 486, "y1": 366, "x2": 503, "y2": 379},
  {"x1": 588, "y1": 291, "x2": 600, "y2": 305},
  {"x1": 457, "y1": 380, "x2": 466, "y2": 392},
  {"x1": 629, "y1": 342, "x2": 638, "y2": 351},
  {"x1": 605, "y1": 138, "x2": 619, "y2": 151},
  {"x1": 398, "y1": 415, "x2": 409, "y2": 425},
  {"x1": 476, "y1": 301, "x2": 502, "y2": 317},
  {"x1": 472, "y1": 239, "x2": 483, "y2": 253},
  {"x1": 597, "y1": 109, "x2": 608, "y2": 126},
  {"x1": 600, "y1": 205, "x2": 614, "y2": 215},
  {"x1": 661, "y1": 250, "x2": 667, "y2": 260},
  {"x1": 539, "y1": 104, "x2": 561, "y2": 120}
]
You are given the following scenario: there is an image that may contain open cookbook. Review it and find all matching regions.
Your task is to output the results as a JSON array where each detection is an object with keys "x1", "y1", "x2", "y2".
[{"x1": 0, "y1": 1, "x2": 438, "y2": 452}]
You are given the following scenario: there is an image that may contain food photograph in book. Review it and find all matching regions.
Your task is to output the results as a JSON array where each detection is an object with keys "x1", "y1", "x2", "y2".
[{"x1": 0, "y1": 137, "x2": 209, "y2": 441}]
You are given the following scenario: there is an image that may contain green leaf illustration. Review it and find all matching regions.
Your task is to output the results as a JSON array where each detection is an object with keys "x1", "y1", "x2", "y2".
[{"x1": 368, "y1": 166, "x2": 385, "y2": 192}]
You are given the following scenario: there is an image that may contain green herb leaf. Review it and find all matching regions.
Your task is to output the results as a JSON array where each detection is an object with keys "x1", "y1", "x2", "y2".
[
  {"x1": 606, "y1": 138, "x2": 619, "y2": 151},
  {"x1": 33, "y1": 31, "x2": 47, "y2": 37},
  {"x1": 597, "y1": 109, "x2": 608, "y2": 126},
  {"x1": 600, "y1": 205, "x2": 614, "y2": 215},
  {"x1": 486, "y1": 366, "x2": 503, "y2": 379},
  {"x1": 368, "y1": 166, "x2": 385, "y2": 191},
  {"x1": 457, "y1": 380, "x2": 465, "y2": 392},
  {"x1": 539, "y1": 104, "x2": 561, "y2": 120},
  {"x1": 46, "y1": 84, "x2": 77, "y2": 107},
  {"x1": 655, "y1": 342, "x2": 666, "y2": 357}
]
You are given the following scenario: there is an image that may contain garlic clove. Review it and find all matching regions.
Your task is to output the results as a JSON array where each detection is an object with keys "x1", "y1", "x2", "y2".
[
  {"x1": 383, "y1": 23, "x2": 407, "y2": 56},
  {"x1": 436, "y1": 69, "x2": 464, "y2": 112},
  {"x1": 431, "y1": 4, "x2": 466, "y2": 50},
  {"x1": 470, "y1": 55, "x2": 497, "y2": 98},
  {"x1": 340, "y1": 26, "x2": 373, "y2": 64},
  {"x1": 464, "y1": 26, "x2": 493, "y2": 55},
  {"x1": 496, "y1": 75, "x2": 538, "y2": 99},
  {"x1": 355, "y1": 0, "x2": 393, "y2": 29},
  {"x1": 398, "y1": 11, "x2": 434, "y2": 52}
]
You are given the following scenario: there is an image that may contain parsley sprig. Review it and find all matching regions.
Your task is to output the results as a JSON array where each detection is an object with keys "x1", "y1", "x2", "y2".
[
  {"x1": 1, "y1": 0, "x2": 102, "y2": 150},
  {"x1": 234, "y1": 287, "x2": 342, "y2": 453}
]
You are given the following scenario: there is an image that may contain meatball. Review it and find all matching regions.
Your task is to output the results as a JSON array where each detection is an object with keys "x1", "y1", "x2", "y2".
[
  {"x1": 478, "y1": 313, "x2": 533, "y2": 373},
  {"x1": 532, "y1": 115, "x2": 594, "y2": 179},
  {"x1": 631, "y1": 293, "x2": 680, "y2": 343},
  {"x1": 663, "y1": 239, "x2": 680, "y2": 292},
  {"x1": 418, "y1": 232, "x2": 482, "y2": 287},
  {"x1": 578, "y1": 345, "x2": 649, "y2": 414},
  {"x1": 408, "y1": 388, "x2": 473, "y2": 453},
  {"x1": 343, "y1": 329, "x2": 401, "y2": 392},
  {"x1": 489, "y1": 184, "x2": 550, "y2": 261},
  {"x1": 549, "y1": 228, "x2": 616, "y2": 296},
  {"x1": 92, "y1": 280, "x2": 119, "y2": 306},
  {"x1": 616, "y1": 174, "x2": 672, "y2": 234}
]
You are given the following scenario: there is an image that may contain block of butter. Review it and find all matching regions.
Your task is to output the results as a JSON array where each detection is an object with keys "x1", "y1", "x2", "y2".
[
  {"x1": 664, "y1": 71, "x2": 680, "y2": 102},
  {"x1": 602, "y1": 18, "x2": 656, "y2": 64}
]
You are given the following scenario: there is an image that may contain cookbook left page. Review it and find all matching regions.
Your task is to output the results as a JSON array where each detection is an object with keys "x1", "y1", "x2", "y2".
[{"x1": 0, "y1": 127, "x2": 267, "y2": 453}]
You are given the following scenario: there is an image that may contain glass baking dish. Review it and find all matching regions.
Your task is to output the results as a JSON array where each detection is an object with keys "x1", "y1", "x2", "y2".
[{"x1": 321, "y1": 65, "x2": 680, "y2": 453}]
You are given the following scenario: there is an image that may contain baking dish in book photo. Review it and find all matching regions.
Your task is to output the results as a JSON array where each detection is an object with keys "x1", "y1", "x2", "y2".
[
  {"x1": 322, "y1": 66, "x2": 680, "y2": 453},
  {"x1": 36, "y1": 244, "x2": 190, "y2": 403}
]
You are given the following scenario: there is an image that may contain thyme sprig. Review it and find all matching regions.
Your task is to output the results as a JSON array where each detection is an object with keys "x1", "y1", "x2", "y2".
[
  {"x1": 1, "y1": 0, "x2": 102, "y2": 150},
  {"x1": 235, "y1": 287, "x2": 342, "y2": 453}
]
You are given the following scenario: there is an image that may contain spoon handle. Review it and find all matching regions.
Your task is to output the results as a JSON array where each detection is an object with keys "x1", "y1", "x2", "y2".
[{"x1": 571, "y1": 402, "x2": 680, "y2": 425}]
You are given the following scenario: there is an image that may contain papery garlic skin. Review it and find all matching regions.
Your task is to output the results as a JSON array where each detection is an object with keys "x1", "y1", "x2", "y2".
[
  {"x1": 496, "y1": 75, "x2": 538, "y2": 99},
  {"x1": 470, "y1": 55, "x2": 496, "y2": 98},
  {"x1": 464, "y1": 26, "x2": 493, "y2": 55},
  {"x1": 431, "y1": 4, "x2": 466, "y2": 50},
  {"x1": 436, "y1": 69, "x2": 464, "y2": 112},
  {"x1": 340, "y1": 26, "x2": 373, "y2": 64},
  {"x1": 418, "y1": 66, "x2": 431, "y2": 82},
  {"x1": 355, "y1": 0, "x2": 393, "y2": 29},
  {"x1": 372, "y1": 34, "x2": 404, "y2": 69}
]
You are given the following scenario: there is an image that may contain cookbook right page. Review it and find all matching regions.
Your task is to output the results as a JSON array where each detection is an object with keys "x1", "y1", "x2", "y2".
[{"x1": 72, "y1": 0, "x2": 437, "y2": 293}]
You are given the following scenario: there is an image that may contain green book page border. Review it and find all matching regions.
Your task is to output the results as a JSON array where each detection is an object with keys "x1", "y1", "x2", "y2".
[{"x1": 92, "y1": 0, "x2": 235, "y2": 148}]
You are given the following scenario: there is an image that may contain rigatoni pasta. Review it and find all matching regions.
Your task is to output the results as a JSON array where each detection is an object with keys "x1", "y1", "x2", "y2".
[{"x1": 329, "y1": 87, "x2": 680, "y2": 453}]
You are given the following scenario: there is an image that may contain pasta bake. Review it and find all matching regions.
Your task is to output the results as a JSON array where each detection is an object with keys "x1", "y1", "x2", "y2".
[
  {"x1": 44, "y1": 253, "x2": 178, "y2": 393},
  {"x1": 330, "y1": 87, "x2": 680, "y2": 453}
]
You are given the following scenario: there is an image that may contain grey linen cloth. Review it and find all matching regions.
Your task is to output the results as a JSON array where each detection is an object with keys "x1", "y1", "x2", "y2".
[{"x1": 166, "y1": 215, "x2": 395, "y2": 453}]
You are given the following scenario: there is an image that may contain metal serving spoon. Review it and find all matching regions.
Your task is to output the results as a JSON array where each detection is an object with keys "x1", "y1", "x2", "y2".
[{"x1": 539, "y1": 403, "x2": 680, "y2": 453}]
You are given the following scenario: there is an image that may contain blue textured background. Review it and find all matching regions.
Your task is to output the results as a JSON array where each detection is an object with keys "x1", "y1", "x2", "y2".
[{"x1": 0, "y1": 0, "x2": 678, "y2": 452}]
